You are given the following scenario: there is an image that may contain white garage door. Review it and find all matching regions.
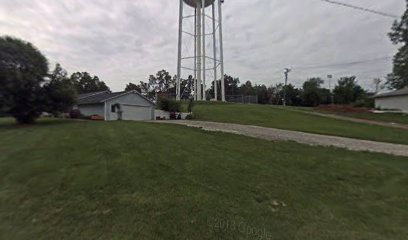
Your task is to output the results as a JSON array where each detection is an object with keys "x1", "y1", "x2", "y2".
[{"x1": 121, "y1": 105, "x2": 152, "y2": 121}]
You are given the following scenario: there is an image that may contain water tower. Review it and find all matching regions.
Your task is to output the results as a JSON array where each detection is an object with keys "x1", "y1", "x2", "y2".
[{"x1": 176, "y1": 0, "x2": 226, "y2": 101}]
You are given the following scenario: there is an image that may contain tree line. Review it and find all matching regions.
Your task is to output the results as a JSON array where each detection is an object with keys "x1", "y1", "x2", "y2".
[{"x1": 127, "y1": 70, "x2": 371, "y2": 107}]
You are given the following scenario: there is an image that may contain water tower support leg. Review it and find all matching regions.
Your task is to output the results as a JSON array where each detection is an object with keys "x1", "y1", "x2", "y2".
[
  {"x1": 194, "y1": 8, "x2": 197, "y2": 101},
  {"x1": 212, "y1": 2, "x2": 218, "y2": 101},
  {"x1": 196, "y1": 3, "x2": 202, "y2": 101},
  {"x1": 176, "y1": 0, "x2": 184, "y2": 101},
  {"x1": 202, "y1": 0, "x2": 206, "y2": 101},
  {"x1": 218, "y1": 0, "x2": 225, "y2": 101}
]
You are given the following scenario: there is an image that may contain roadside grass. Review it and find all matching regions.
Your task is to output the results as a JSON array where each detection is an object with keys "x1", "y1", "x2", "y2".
[
  {"x1": 191, "y1": 102, "x2": 408, "y2": 145},
  {"x1": 1, "y1": 118, "x2": 407, "y2": 239},
  {"x1": 315, "y1": 111, "x2": 408, "y2": 125}
]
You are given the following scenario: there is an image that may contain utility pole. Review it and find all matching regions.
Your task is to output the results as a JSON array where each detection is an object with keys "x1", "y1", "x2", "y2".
[
  {"x1": 327, "y1": 74, "x2": 334, "y2": 104},
  {"x1": 283, "y1": 68, "x2": 291, "y2": 107}
]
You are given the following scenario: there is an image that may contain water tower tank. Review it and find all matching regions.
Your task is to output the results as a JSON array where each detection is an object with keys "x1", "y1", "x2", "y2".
[{"x1": 183, "y1": 0, "x2": 215, "y2": 8}]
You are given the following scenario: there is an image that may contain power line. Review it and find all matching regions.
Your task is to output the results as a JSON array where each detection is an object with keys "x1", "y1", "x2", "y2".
[
  {"x1": 294, "y1": 56, "x2": 392, "y2": 70},
  {"x1": 320, "y1": 0, "x2": 399, "y2": 19}
]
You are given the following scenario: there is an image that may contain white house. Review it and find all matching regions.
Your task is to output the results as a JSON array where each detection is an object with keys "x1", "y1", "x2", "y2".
[
  {"x1": 374, "y1": 87, "x2": 408, "y2": 113},
  {"x1": 76, "y1": 91, "x2": 156, "y2": 121}
]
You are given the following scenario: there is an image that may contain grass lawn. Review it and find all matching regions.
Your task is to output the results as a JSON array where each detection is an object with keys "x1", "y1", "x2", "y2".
[
  {"x1": 316, "y1": 111, "x2": 408, "y2": 125},
  {"x1": 1, "y1": 118, "x2": 408, "y2": 239},
  {"x1": 191, "y1": 102, "x2": 408, "y2": 145}
]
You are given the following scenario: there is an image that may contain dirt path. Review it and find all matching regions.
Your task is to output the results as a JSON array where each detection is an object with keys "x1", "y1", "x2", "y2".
[{"x1": 155, "y1": 120, "x2": 408, "y2": 157}]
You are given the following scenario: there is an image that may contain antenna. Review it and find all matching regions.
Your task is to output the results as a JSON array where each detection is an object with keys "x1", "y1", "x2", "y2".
[{"x1": 176, "y1": 0, "x2": 226, "y2": 101}]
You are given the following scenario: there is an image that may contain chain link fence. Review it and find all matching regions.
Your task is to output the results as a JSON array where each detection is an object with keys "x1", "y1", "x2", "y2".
[{"x1": 226, "y1": 95, "x2": 258, "y2": 104}]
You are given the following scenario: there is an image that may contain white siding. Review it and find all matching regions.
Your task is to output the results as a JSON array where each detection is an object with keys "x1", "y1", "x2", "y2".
[
  {"x1": 122, "y1": 105, "x2": 152, "y2": 121},
  {"x1": 375, "y1": 95, "x2": 408, "y2": 112},
  {"x1": 78, "y1": 104, "x2": 105, "y2": 117},
  {"x1": 105, "y1": 92, "x2": 155, "y2": 121}
]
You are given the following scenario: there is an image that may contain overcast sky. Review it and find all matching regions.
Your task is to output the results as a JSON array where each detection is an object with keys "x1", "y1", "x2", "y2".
[{"x1": 0, "y1": 0, "x2": 405, "y2": 91}]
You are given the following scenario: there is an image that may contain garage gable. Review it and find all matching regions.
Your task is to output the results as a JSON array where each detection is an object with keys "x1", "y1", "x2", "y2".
[
  {"x1": 104, "y1": 91, "x2": 155, "y2": 121},
  {"x1": 104, "y1": 91, "x2": 155, "y2": 107}
]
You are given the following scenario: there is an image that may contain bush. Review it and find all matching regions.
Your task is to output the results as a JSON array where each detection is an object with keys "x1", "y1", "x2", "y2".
[
  {"x1": 185, "y1": 114, "x2": 193, "y2": 120},
  {"x1": 353, "y1": 97, "x2": 374, "y2": 108},
  {"x1": 158, "y1": 98, "x2": 181, "y2": 112}
]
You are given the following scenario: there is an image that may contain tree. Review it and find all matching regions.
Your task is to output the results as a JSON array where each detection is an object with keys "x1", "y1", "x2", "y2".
[
  {"x1": 239, "y1": 81, "x2": 256, "y2": 96},
  {"x1": 149, "y1": 69, "x2": 175, "y2": 93},
  {"x1": 180, "y1": 75, "x2": 194, "y2": 99},
  {"x1": 70, "y1": 72, "x2": 110, "y2": 94},
  {"x1": 302, "y1": 78, "x2": 324, "y2": 106},
  {"x1": 319, "y1": 88, "x2": 332, "y2": 105},
  {"x1": 139, "y1": 81, "x2": 155, "y2": 100},
  {"x1": 43, "y1": 64, "x2": 76, "y2": 116},
  {"x1": 0, "y1": 36, "x2": 48, "y2": 124},
  {"x1": 224, "y1": 74, "x2": 240, "y2": 96},
  {"x1": 333, "y1": 76, "x2": 366, "y2": 104},
  {"x1": 388, "y1": 1, "x2": 408, "y2": 89},
  {"x1": 125, "y1": 82, "x2": 142, "y2": 93},
  {"x1": 254, "y1": 84, "x2": 269, "y2": 104},
  {"x1": 283, "y1": 84, "x2": 303, "y2": 106},
  {"x1": 138, "y1": 70, "x2": 176, "y2": 100},
  {"x1": 269, "y1": 84, "x2": 284, "y2": 105}
]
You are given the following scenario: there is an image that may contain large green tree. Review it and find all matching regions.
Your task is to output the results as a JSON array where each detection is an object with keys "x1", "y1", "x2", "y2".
[
  {"x1": 70, "y1": 72, "x2": 110, "y2": 94},
  {"x1": 283, "y1": 84, "x2": 303, "y2": 106},
  {"x1": 138, "y1": 69, "x2": 176, "y2": 100},
  {"x1": 0, "y1": 36, "x2": 48, "y2": 124},
  {"x1": 388, "y1": 1, "x2": 408, "y2": 89},
  {"x1": 224, "y1": 74, "x2": 240, "y2": 96},
  {"x1": 333, "y1": 76, "x2": 366, "y2": 104},
  {"x1": 302, "y1": 78, "x2": 324, "y2": 106},
  {"x1": 254, "y1": 84, "x2": 270, "y2": 104},
  {"x1": 43, "y1": 64, "x2": 76, "y2": 116},
  {"x1": 239, "y1": 81, "x2": 256, "y2": 96},
  {"x1": 125, "y1": 82, "x2": 142, "y2": 93}
]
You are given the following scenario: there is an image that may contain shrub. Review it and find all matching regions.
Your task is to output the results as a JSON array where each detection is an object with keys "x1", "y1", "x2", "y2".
[
  {"x1": 158, "y1": 98, "x2": 169, "y2": 111},
  {"x1": 158, "y1": 98, "x2": 181, "y2": 112},
  {"x1": 353, "y1": 97, "x2": 374, "y2": 108},
  {"x1": 185, "y1": 114, "x2": 193, "y2": 120}
]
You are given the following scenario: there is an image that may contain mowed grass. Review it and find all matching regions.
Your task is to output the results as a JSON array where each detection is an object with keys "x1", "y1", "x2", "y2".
[
  {"x1": 317, "y1": 111, "x2": 408, "y2": 125},
  {"x1": 192, "y1": 102, "x2": 408, "y2": 145},
  {"x1": 0, "y1": 118, "x2": 408, "y2": 239}
]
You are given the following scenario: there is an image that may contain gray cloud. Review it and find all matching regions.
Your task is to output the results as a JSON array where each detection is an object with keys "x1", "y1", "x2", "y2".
[{"x1": 0, "y1": 0, "x2": 404, "y2": 91}]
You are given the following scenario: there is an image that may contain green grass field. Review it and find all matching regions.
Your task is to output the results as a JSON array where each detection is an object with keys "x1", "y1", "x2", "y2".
[
  {"x1": 1, "y1": 118, "x2": 407, "y2": 239},
  {"x1": 191, "y1": 102, "x2": 408, "y2": 145},
  {"x1": 317, "y1": 111, "x2": 408, "y2": 125}
]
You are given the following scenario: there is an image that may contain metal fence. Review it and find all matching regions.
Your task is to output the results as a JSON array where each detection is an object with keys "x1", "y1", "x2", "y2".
[{"x1": 226, "y1": 95, "x2": 258, "y2": 104}]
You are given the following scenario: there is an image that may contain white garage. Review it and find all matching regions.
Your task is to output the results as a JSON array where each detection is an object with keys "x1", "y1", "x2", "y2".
[
  {"x1": 374, "y1": 88, "x2": 408, "y2": 113},
  {"x1": 121, "y1": 104, "x2": 153, "y2": 121},
  {"x1": 76, "y1": 90, "x2": 156, "y2": 121}
]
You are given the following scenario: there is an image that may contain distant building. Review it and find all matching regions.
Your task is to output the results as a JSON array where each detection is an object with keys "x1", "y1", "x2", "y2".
[
  {"x1": 75, "y1": 91, "x2": 156, "y2": 121},
  {"x1": 373, "y1": 87, "x2": 408, "y2": 112}
]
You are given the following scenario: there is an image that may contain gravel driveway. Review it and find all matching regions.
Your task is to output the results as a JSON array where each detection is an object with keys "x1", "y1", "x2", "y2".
[{"x1": 155, "y1": 120, "x2": 408, "y2": 157}]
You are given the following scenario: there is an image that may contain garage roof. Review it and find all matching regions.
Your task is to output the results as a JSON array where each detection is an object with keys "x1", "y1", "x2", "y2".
[
  {"x1": 77, "y1": 91, "x2": 156, "y2": 106},
  {"x1": 374, "y1": 87, "x2": 408, "y2": 99}
]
